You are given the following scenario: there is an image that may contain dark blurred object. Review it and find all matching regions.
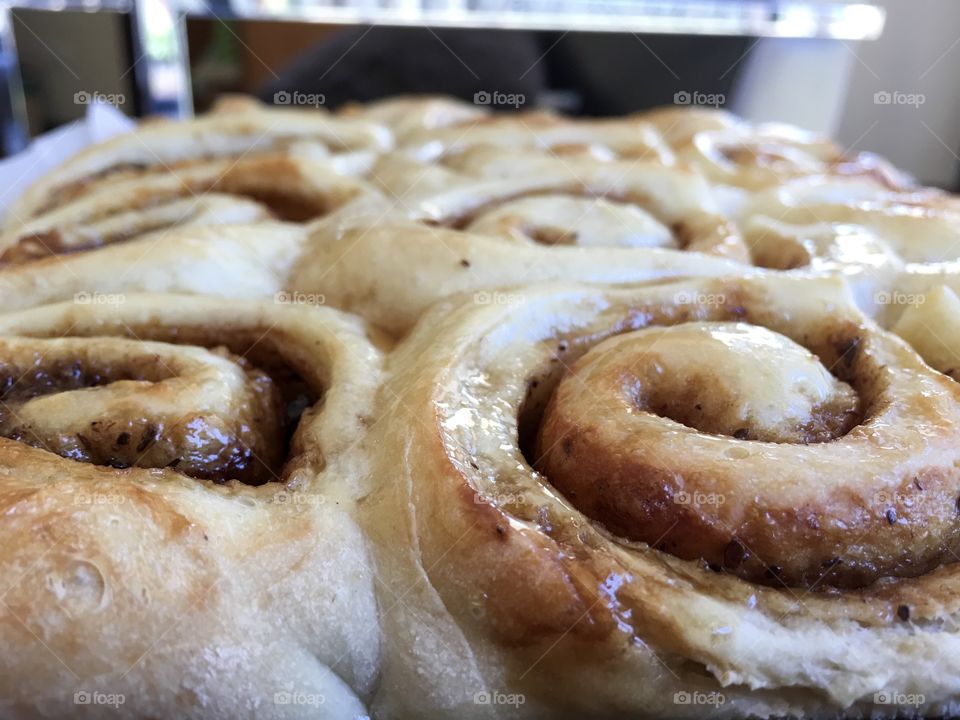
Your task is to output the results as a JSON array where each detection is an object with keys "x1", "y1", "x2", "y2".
[
  {"x1": 252, "y1": 25, "x2": 749, "y2": 115},
  {"x1": 257, "y1": 26, "x2": 547, "y2": 111},
  {"x1": 546, "y1": 33, "x2": 753, "y2": 115},
  {"x1": 12, "y1": 9, "x2": 135, "y2": 135}
]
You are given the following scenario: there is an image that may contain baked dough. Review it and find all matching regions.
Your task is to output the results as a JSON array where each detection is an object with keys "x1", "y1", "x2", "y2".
[
  {"x1": 339, "y1": 94, "x2": 489, "y2": 143},
  {"x1": 0, "y1": 222, "x2": 307, "y2": 311},
  {"x1": 6, "y1": 103, "x2": 390, "y2": 224},
  {"x1": 371, "y1": 145, "x2": 747, "y2": 257},
  {"x1": 0, "y1": 293, "x2": 384, "y2": 718},
  {"x1": 1, "y1": 96, "x2": 959, "y2": 718},
  {"x1": 292, "y1": 216, "x2": 745, "y2": 334},
  {"x1": 740, "y1": 176, "x2": 960, "y2": 326},
  {"x1": 361, "y1": 274, "x2": 960, "y2": 718},
  {"x1": 890, "y1": 284, "x2": 960, "y2": 378},
  {"x1": 642, "y1": 107, "x2": 909, "y2": 192},
  {"x1": 1, "y1": 149, "x2": 381, "y2": 263}
]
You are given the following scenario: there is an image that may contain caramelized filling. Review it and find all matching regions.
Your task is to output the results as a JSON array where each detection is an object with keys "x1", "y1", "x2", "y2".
[{"x1": 0, "y1": 335, "x2": 319, "y2": 485}]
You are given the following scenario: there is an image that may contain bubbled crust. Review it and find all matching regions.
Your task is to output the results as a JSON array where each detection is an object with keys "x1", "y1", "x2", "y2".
[
  {"x1": 0, "y1": 294, "x2": 384, "y2": 719},
  {"x1": 359, "y1": 274, "x2": 960, "y2": 719}
]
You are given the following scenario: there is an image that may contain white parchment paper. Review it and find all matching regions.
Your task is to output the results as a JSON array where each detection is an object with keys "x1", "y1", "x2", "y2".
[{"x1": 0, "y1": 103, "x2": 135, "y2": 223}]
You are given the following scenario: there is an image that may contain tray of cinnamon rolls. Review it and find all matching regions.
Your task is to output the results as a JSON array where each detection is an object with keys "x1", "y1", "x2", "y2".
[{"x1": 1, "y1": 95, "x2": 958, "y2": 719}]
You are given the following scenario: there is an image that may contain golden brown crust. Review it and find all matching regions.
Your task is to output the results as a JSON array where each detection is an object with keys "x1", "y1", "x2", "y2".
[
  {"x1": 535, "y1": 317, "x2": 960, "y2": 589},
  {"x1": 361, "y1": 274, "x2": 960, "y2": 718},
  {"x1": 0, "y1": 150, "x2": 380, "y2": 265},
  {"x1": 0, "y1": 294, "x2": 384, "y2": 718},
  {"x1": 6, "y1": 95, "x2": 960, "y2": 718},
  {"x1": 7, "y1": 104, "x2": 390, "y2": 225}
]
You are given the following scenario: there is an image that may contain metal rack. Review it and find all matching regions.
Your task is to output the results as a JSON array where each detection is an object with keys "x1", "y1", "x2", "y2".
[{"x1": 0, "y1": 0, "x2": 885, "y2": 153}]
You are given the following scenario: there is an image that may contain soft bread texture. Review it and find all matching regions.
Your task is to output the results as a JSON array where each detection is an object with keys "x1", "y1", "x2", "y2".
[
  {"x1": 890, "y1": 284, "x2": 960, "y2": 378},
  {"x1": 359, "y1": 97, "x2": 908, "y2": 193},
  {"x1": 0, "y1": 150, "x2": 380, "y2": 264},
  {"x1": 360, "y1": 275, "x2": 960, "y2": 718},
  {"x1": 370, "y1": 146, "x2": 749, "y2": 260},
  {"x1": 6, "y1": 104, "x2": 391, "y2": 224},
  {"x1": 0, "y1": 100, "x2": 944, "y2": 331},
  {"x1": 0, "y1": 295, "x2": 384, "y2": 719},
  {"x1": 292, "y1": 216, "x2": 745, "y2": 334},
  {"x1": 2, "y1": 96, "x2": 960, "y2": 719},
  {"x1": 740, "y1": 176, "x2": 960, "y2": 326},
  {"x1": 0, "y1": 222, "x2": 307, "y2": 311},
  {"x1": 339, "y1": 95, "x2": 489, "y2": 142},
  {"x1": 390, "y1": 109, "x2": 676, "y2": 163}
]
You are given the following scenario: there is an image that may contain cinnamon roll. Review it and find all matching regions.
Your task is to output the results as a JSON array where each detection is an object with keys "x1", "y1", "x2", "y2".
[
  {"x1": 0, "y1": 293, "x2": 384, "y2": 718},
  {"x1": 339, "y1": 94, "x2": 488, "y2": 143},
  {"x1": 395, "y1": 109, "x2": 675, "y2": 163},
  {"x1": 361, "y1": 273, "x2": 960, "y2": 718},
  {"x1": 0, "y1": 222, "x2": 307, "y2": 311},
  {"x1": 292, "y1": 216, "x2": 745, "y2": 334},
  {"x1": 411, "y1": 149, "x2": 745, "y2": 259},
  {"x1": 8, "y1": 102, "x2": 390, "y2": 224},
  {"x1": 0, "y1": 102, "x2": 391, "y2": 265},
  {"x1": 2, "y1": 93, "x2": 959, "y2": 718},
  {"x1": 890, "y1": 284, "x2": 960, "y2": 380},
  {"x1": 0, "y1": 102, "x2": 390, "y2": 310},
  {"x1": 381, "y1": 100, "x2": 907, "y2": 196},
  {"x1": 741, "y1": 176, "x2": 960, "y2": 325},
  {"x1": 642, "y1": 107, "x2": 910, "y2": 193}
]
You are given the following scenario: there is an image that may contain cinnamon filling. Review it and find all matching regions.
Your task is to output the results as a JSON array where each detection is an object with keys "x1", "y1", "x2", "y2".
[
  {"x1": 0, "y1": 336, "x2": 318, "y2": 485},
  {"x1": 528, "y1": 318, "x2": 944, "y2": 590}
]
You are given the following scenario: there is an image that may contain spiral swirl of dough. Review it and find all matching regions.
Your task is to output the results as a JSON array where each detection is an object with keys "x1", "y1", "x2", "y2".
[
  {"x1": 0, "y1": 293, "x2": 385, "y2": 718},
  {"x1": 360, "y1": 273, "x2": 960, "y2": 718}
]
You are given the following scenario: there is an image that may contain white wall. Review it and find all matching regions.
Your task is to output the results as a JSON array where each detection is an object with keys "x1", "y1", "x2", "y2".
[{"x1": 835, "y1": 0, "x2": 960, "y2": 188}]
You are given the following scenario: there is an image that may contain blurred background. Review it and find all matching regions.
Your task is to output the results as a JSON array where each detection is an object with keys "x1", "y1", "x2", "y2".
[{"x1": 3, "y1": 0, "x2": 958, "y2": 188}]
